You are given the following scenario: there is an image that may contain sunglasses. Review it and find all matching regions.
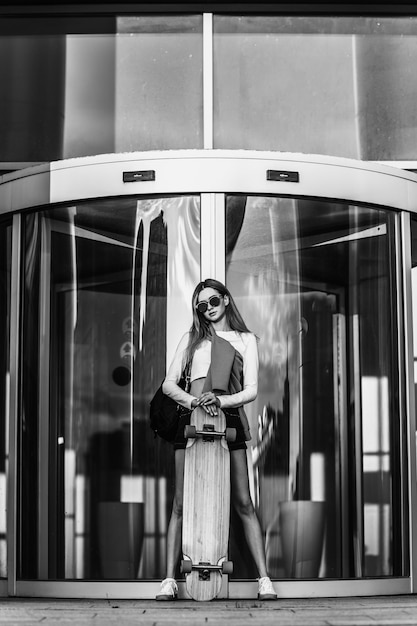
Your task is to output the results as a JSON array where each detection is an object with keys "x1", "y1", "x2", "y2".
[{"x1": 196, "y1": 295, "x2": 223, "y2": 314}]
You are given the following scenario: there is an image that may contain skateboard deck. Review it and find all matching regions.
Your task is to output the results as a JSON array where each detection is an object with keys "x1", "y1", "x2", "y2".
[{"x1": 181, "y1": 407, "x2": 232, "y2": 601}]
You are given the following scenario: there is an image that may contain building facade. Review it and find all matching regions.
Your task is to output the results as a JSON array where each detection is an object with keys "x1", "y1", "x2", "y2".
[{"x1": 2, "y1": 1, "x2": 417, "y2": 599}]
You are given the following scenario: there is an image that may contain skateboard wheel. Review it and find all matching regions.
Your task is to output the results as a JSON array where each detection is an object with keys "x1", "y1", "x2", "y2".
[
  {"x1": 222, "y1": 560, "x2": 233, "y2": 575},
  {"x1": 181, "y1": 559, "x2": 193, "y2": 574},
  {"x1": 184, "y1": 425, "x2": 197, "y2": 439},
  {"x1": 225, "y1": 427, "x2": 237, "y2": 442}
]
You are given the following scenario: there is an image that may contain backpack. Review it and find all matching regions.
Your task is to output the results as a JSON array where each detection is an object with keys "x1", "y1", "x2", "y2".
[{"x1": 149, "y1": 363, "x2": 191, "y2": 442}]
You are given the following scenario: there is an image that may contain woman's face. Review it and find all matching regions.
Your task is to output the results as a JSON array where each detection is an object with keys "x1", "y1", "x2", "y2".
[{"x1": 197, "y1": 287, "x2": 229, "y2": 324}]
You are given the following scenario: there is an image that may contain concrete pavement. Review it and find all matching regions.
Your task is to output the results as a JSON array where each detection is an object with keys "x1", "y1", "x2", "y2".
[{"x1": 1, "y1": 596, "x2": 417, "y2": 625}]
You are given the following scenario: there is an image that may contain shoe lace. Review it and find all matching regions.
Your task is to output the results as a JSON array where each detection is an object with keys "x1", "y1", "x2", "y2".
[
  {"x1": 258, "y1": 577, "x2": 274, "y2": 594},
  {"x1": 160, "y1": 578, "x2": 177, "y2": 594}
]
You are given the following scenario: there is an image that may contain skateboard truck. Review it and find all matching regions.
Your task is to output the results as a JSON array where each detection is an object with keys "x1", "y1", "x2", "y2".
[
  {"x1": 184, "y1": 424, "x2": 236, "y2": 442},
  {"x1": 181, "y1": 559, "x2": 233, "y2": 579}
]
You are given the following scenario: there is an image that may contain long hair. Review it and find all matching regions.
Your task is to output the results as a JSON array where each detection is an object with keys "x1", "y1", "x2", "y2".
[{"x1": 185, "y1": 278, "x2": 251, "y2": 365}]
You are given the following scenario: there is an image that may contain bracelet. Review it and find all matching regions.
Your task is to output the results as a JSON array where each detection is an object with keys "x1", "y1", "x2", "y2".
[{"x1": 215, "y1": 396, "x2": 221, "y2": 407}]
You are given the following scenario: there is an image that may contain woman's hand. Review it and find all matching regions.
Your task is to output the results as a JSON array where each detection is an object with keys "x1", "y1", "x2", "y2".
[{"x1": 196, "y1": 392, "x2": 220, "y2": 416}]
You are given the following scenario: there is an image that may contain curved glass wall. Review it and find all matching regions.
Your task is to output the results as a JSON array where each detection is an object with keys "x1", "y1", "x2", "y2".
[
  {"x1": 15, "y1": 188, "x2": 408, "y2": 582},
  {"x1": 225, "y1": 195, "x2": 407, "y2": 578},
  {"x1": 19, "y1": 196, "x2": 200, "y2": 580}
]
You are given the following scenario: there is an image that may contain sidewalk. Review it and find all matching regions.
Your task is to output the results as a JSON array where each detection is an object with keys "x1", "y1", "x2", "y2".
[{"x1": 1, "y1": 596, "x2": 417, "y2": 626}]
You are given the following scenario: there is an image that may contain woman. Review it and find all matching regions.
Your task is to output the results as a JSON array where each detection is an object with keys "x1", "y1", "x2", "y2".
[{"x1": 156, "y1": 278, "x2": 277, "y2": 601}]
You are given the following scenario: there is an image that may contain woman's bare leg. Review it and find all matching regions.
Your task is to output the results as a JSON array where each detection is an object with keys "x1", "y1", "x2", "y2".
[
  {"x1": 230, "y1": 448, "x2": 268, "y2": 579},
  {"x1": 165, "y1": 449, "x2": 185, "y2": 579}
]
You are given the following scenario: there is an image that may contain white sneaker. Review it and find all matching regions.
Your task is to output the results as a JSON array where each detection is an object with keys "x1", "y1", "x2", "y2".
[
  {"x1": 258, "y1": 576, "x2": 277, "y2": 600},
  {"x1": 156, "y1": 578, "x2": 178, "y2": 601}
]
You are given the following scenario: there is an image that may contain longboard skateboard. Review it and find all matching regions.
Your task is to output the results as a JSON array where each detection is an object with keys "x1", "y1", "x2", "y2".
[{"x1": 181, "y1": 407, "x2": 235, "y2": 601}]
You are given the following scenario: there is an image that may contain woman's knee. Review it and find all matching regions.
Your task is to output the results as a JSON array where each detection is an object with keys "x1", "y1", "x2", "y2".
[{"x1": 171, "y1": 495, "x2": 183, "y2": 518}]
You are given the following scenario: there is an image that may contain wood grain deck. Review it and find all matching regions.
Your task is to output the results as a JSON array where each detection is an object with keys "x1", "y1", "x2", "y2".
[{"x1": 182, "y1": 407, "x2": 231, "y2": 601}]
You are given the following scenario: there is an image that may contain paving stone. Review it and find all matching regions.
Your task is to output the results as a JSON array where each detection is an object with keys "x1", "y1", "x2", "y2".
[{"x1": 1, "y1": 596, "x2": 417, "y2": 626}]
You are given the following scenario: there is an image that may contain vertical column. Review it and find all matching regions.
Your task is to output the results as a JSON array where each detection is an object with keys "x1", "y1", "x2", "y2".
[
  {"x1": 200, "y1": 194, "x2": 216, "y2": 279},
  {"x1": 400, "y1": 212, "x2": 417, "y2": 587},
  {"x1": 37, "y1": 218, "x2": 52, "y2": 579},
  {"x1": 203, "y1": 14, "x2": 214, "y2": 150},
  {"x1": 200, "y1": 193, "x2": 225, "y2": 282},
  {"x1": 7, "y1": 215, "x2": 21, "y2": 596}
]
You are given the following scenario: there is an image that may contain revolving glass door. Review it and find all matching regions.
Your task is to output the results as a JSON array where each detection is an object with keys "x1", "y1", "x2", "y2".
[{"x1": 14, "y1": 168, "x2": 410, "y2": 595}]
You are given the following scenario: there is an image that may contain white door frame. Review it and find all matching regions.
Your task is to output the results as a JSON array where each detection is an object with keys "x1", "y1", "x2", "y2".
[{"x1": 3, "y1": 150, "x2": 417, "y2": 598}]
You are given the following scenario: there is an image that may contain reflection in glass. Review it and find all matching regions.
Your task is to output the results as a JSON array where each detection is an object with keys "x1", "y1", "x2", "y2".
[
  {"x1": 225, "y1": 195, "x2": 406, "y2": 579},
  {"x1": 113, "y1": 16, "x2": 203, "y2": 154},
  {"x1": 0, "y1": 15, "x2": 203, "y2": 163},
  {"x1": 19, "y1": 195, "x2": 200, "y2": 579},
  {"x1": 0, "y1": 219, "x2": 11, "y2": 578},
  {"x1": 0, "y1": 35, "x2": 66, "y2": 162},
  {"x1": 214, "y1": 16, "x2": 417, "y2": 160}
]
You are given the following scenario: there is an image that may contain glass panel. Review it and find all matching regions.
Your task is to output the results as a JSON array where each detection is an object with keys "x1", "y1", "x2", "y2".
[
  {"x1": 0, "y1": 15, "x2": 203, "y2": 164},
  {"x1": 19, "y1": 196, "x2": 200, "y2": 579},
  {"x1": 0, "y1": 218, "x2": 11, "y2": 578},
  {"x1": 112, "y1": 17, "x2": 203, "y2": 154},
  {"x1": 214, "y1": 16, "x2": 417, "y2": 160},
  {"x1": 225, "y1": 195, "x2": 406, "y2": 579}
]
